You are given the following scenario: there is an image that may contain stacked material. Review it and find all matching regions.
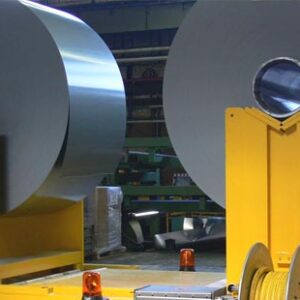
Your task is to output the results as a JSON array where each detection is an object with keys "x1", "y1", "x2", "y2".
[{"x1": 92, "y1": 187, "x2": 123, "y2": 258}]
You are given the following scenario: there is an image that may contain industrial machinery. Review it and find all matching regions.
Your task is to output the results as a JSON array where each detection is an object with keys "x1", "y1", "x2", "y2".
[
  {"x1": 0, "y1": 0, "x2": 127, "y2": 295},
  {"x1": 163, "y1": 1, "x2": 300, "y2": 299},
  {"x1": 0, "y1": 1, "x2": 226, "y2": 300},
  {"x1": 3, "y1": 0, "x2": 300, "y2": 300}
]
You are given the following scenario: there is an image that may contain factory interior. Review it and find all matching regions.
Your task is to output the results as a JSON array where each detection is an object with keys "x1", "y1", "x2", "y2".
[{"x1": 1, "y1": 0, "x2": 300, "y2": 299}]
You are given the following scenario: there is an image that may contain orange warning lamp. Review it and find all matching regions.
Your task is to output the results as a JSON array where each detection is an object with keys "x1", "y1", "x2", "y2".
[
  {"x1": 179, "y1": 248, "x2": 196, "y2": 271},
  {"x1": 82, "y1": 272, "x2": 102, "y2": 300}
]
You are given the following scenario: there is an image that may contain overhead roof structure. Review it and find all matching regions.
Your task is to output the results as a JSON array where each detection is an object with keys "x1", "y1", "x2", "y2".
[{"x1": 31, "y1": 0, "x2": 195, "y2": 8}]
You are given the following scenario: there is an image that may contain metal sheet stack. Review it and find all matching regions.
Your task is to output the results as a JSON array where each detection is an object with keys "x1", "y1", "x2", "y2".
[
  {"x1": 0, "y1": 0, "x2": 126, "y2": 214},
  {"x1": 92, "y1": 187, "x2": 123, "y2": 258},
  {"x1": 163, "y1": 0, "x2": 300, "y2": 208}
]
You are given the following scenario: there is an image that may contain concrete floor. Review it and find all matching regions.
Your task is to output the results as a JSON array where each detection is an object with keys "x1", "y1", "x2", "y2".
[{"x1": 91, "y1": 248, "x2": 225, "y2": 272}]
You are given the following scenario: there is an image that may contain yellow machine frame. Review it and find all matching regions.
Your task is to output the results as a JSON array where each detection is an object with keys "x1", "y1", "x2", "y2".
[
  {"x1": 5, "y1": 106, "x2": 300, "y2": 298},
  {"x1": 0, "y1": 200, "x2": 84, "y2": 282},
  {"x1": 0, "y1": 282, "x2": 132, "y2": 300},
  {"x1": 0, "y1": 198, "x2": 151, "y2": 300},
  {"x1": 0, "y1": 195, "x2": 226, "y2": 300},
  {"x1": 226, "y1": 107, "x2": 300, "y2": 285}
]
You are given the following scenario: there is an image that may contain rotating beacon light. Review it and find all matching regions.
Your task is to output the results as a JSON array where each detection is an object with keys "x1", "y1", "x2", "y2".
[
  {"x1": 179, "y1": 248, "x2": 196, "y2": 271},
  {"x1": 82, "y1": 272, "x2": 104, "y2": 300}
]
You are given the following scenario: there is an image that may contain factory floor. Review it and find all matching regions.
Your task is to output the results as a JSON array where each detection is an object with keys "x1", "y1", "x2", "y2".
[{"x1": 90, "y1": 248, "x2": 225, "y2": 272}]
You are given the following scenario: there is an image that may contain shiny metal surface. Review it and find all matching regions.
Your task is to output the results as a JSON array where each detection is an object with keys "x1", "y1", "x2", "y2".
[
  {"x1": 22, "y1": 0, "x2": 126, "y2": 177},
  {"x1": 163, "y1": 1, "x2": 300, "y2": 207},
  {"x1": 238, "y1": 243, "x2": 273, "y2": 300},
  {"x1": 154, "y1": 217, "x2": 225, "y2": 250},
  {"x1": 22, "y1": 0, "x2": 126, "y2": 207},
  {"x1": 183, "y1": 217, "x2": 203, "y2": 231},
  {"x1": 0, "y1": 0, "x2": 69, "y2": 213},
  {"x1": 254, "y1": 58, "x2": 300, "y2": 119},
  {"x1": 0, "y1": 0, "x2": 125, "y2": 213}
]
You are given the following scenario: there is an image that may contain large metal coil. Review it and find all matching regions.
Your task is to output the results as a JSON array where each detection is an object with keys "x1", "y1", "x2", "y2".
[
  {"x1": 163, "y1": 1, "x2": 300, "y2": 207},
  {"x1": 0, "y1": 0, "x2": 126, "y2": 214}
]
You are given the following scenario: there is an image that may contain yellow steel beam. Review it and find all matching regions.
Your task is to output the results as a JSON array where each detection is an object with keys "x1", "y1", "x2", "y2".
[{"x1": 0, "y1": 251, "x2": 82, "y2": 281}]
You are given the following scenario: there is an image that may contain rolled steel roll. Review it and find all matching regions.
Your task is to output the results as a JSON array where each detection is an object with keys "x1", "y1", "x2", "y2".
[
  {"x1": 163, "y1": 0, "x2": 300, "y2": 207},
  {"x1": 0, "y1": 0, "x2": 126, "y2": 213}
]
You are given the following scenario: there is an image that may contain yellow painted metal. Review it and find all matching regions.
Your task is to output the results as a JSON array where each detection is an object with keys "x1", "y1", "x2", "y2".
[
  {"x1": 0, "y1": 251, "x2": 82, "y2": 281},
  {"x1": 0, "y1": 269, "x2": 225, "y2": 300},
  {"x1": 226, "y1": 107, "x2": 300, "y2": 285},
  {"x1": 0, "y1": 285, "x2": 132, "y2": 300},
  {"x1": 32, "y1": 269, "x2": 225, "y2": 289},
  {"x1": 0, "y1": 200, "x2": 84, "y2": 281},
  {"x1": 7, "y1": 196, "x2": 80, "y2": 216}
]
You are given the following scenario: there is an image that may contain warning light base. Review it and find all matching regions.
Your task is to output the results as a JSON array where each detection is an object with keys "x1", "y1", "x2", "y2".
[
  {"x1": 82, "y1": 296, "x2": 108, "y2": 300},
  {"x1": 179, "y1": 266, "x2": 196, "y2": 272}
]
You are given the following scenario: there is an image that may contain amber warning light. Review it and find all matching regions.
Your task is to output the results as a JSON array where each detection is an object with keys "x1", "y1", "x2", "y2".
[
  {"x1": 179, "y1": 248, "x2": 196, "y2": 271},
  {"x1": 82, "y1": 272, "x2": 103, "y2": 300}
]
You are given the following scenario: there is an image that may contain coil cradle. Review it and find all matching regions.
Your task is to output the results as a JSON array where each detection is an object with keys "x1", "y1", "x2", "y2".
[
  {"x1": 238, "y1": 243, "x2": 300, "y2": 300},
  {"x1": 235, "y1": 58, "x2": 300, "y2": 299},
  {"x1": 164, "y1": 1, "x2": 300, "y2": 297}
]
